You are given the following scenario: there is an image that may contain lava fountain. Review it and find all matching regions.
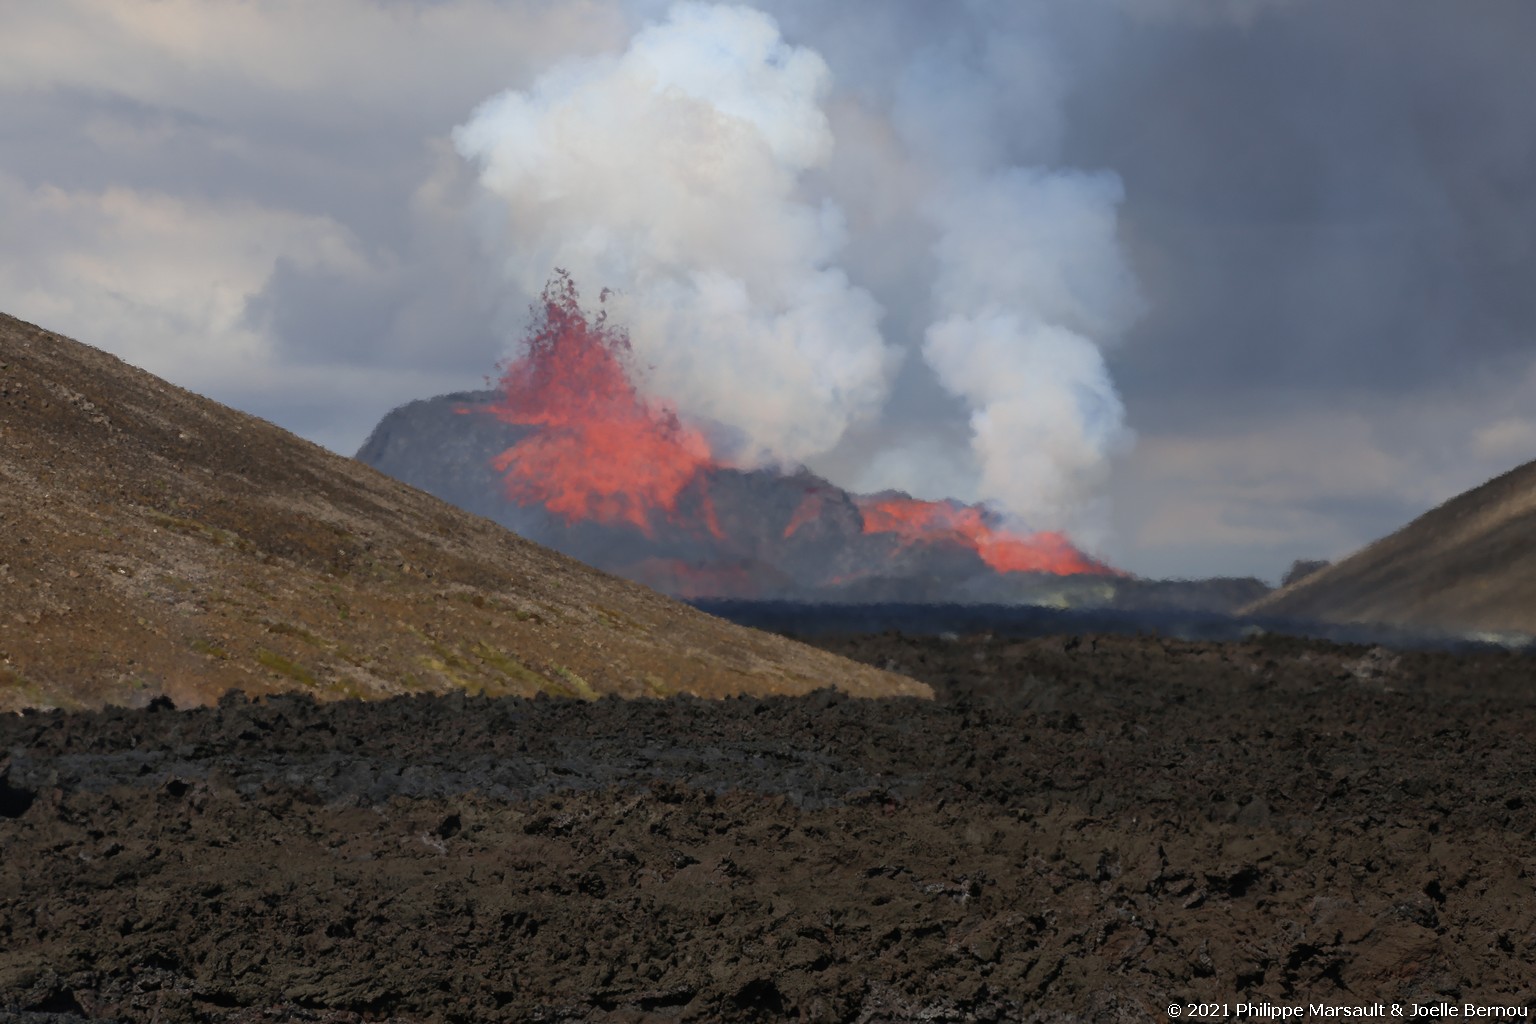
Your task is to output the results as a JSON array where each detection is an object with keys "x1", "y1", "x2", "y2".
[
  {"x1": 476, "y1": 274, "x2": 1118, "y2": 599},
  {"x1": 482, "y1": 272, "x2": 718, "y2": 537}
]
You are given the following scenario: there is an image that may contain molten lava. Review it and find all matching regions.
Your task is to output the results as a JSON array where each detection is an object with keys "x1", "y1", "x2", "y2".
[
  {"x1": 484, "y1": 272, "x2": 715, "y2": 533},
  {"x1": 857, "y1": 496, "x2": 1117, "y2": 576},
  {"x1": 479, "y1": 271, "x2": 1120, "y2": 596}
]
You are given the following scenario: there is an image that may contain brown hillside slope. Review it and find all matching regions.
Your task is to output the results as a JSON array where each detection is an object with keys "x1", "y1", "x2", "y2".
[
  {"x1": 0, "y1": 314, "x2": 927, "y2": 711},
  {"x1": 1244, "y1": 458, "x2": 1536, "y2": 636}
]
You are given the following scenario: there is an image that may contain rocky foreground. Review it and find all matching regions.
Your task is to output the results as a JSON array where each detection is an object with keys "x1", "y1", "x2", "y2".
[{"x1": 2, "y1": 631, "x2": 1535, "y2": 1022}]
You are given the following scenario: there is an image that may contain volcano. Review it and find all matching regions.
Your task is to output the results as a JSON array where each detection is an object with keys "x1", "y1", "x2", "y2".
[
  {"x1": 358, "y1": 275, "x2": 1119, "y2": 605},
  {"x1": 359, "y1": 276, "x2": 1263, "y2": 612}
]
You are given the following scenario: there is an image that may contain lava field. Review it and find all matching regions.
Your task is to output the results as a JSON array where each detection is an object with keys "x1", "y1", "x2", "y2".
[{"x1": 3, "y1": 630, "x2": 1535, "y2": 1022}]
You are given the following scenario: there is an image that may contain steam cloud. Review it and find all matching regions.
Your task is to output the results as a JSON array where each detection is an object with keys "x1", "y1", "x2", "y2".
[
  {"x1": 923, "y1": 169, "x2": 1141, "y2": 529},
  {"x1": 453, "y1": 2, "x2": 892, "y2": 467},
  {"x1": 454, "y1": 1, "x2": 1142, "y2": 533}
]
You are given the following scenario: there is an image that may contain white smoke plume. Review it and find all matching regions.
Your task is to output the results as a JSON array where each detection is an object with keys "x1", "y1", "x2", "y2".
[
  {"x1": 453, "y1": 2, "x2": 894, "y2": 467},
  {"x1": 847, "y1": 3, "x2": 1144, "y2": 533},
  {"x1": 455, "y1": 0, "x2": 1142, "y2": 534},
  {"x1": 922, "y1": 168, "x2": 1142, "y2": 530}
]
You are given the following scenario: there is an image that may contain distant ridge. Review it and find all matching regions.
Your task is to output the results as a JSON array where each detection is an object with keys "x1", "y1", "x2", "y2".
[
  {"x1": 1244, "y1": 458, "x2": 1536, "y2": 638},
  {"x1": 358, "y1": 389, "x2": 1273, "y2": 614},
  {"x1": 0, "y1": 313, "x2": 927, "y2": 711}
]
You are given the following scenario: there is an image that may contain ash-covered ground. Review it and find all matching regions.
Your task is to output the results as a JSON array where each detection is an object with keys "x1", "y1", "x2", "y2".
[{"x1": 3, "y1": 630, "x2": 1535, "y2": 1022}]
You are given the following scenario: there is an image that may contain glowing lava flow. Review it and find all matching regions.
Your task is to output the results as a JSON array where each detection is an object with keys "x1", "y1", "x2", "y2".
[
  {"x1": 478, "y1": 272, "x2": 1119, "y2": 587},
  {"x1": 856, "y1": 496, "x2": 1117, "y2": 576},
  {"x1": 483, "y1": 272, "x2": 715, "y2": 533}
]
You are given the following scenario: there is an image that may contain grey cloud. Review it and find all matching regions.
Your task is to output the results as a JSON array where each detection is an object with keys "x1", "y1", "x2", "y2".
[
  {"x1": 245, "y1": 258, "x2": 402, "y2": 366},
  {"x1": 1060, "y1": 0, "x2": 1536, "y2": 426}
]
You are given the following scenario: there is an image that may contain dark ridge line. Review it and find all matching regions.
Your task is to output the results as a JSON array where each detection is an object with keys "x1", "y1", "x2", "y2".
[{"x1": 691, "y1": 599, "x2": 1536, "y2": 654}]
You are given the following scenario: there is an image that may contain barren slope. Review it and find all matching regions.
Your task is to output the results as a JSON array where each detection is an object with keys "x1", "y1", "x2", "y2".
[
  {"x1": 1245, "y1": 458, "x2": 1536, "y2": 637},
  {"x1": 0, "y1": 313, "x2": 926, "y2": 711}
]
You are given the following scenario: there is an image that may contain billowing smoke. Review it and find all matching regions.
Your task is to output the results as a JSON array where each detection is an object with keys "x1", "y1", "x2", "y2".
[
  {"x1": 453, "y1": 2, "x2": 893, "y2": 468},
  {"x1": 454, "y1": 1, "x2": 1141, "y2": 535},
  {"x1": 922, "y1": 168, "x2": 1141, "y2": 530},
  {"x1": 873, "y1": 4, "x2": 1143, "y2": 533}
]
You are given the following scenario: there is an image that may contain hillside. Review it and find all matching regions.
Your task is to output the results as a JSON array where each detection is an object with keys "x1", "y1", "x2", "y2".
[
  {"x1": 0, "y1": 313, "x2": 927, "y2": 712},
  {"x1": 1245, "y1": 458, "x2": 1536, "y2": 637}
]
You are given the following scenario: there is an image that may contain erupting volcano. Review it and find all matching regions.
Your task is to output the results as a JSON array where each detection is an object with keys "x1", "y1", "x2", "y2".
[
  {"x1": 357, "y1": 4, "x2": 1269, "y2": 613},
  {"x1": 446, "y1": 273, "x2": 1118, "y2": 601}
]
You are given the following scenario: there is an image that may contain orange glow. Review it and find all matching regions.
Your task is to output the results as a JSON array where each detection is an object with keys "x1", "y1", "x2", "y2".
[
  {"x1": 478, "y1": 272, "x2": 1120, "y2": 587},
  {"x1": 782, "y1": 489, "x2": 826, "y2": 538},
  {"x1": 856, "y1": 496, "x2": 1117, "y2": 576},
  {"x1": 484, "y1": 272, "x2": 715, "y2": 533}
]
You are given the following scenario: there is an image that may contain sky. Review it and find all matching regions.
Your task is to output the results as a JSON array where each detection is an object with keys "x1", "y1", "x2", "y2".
[{"x1": 3, "y1": 0, "x2": 1533, "y2": 582}]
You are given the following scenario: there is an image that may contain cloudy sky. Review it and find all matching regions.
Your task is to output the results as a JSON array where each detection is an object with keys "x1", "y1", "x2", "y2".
[{"x1": 4, "y1": 0, "x2": 1533, "y2": 582}]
